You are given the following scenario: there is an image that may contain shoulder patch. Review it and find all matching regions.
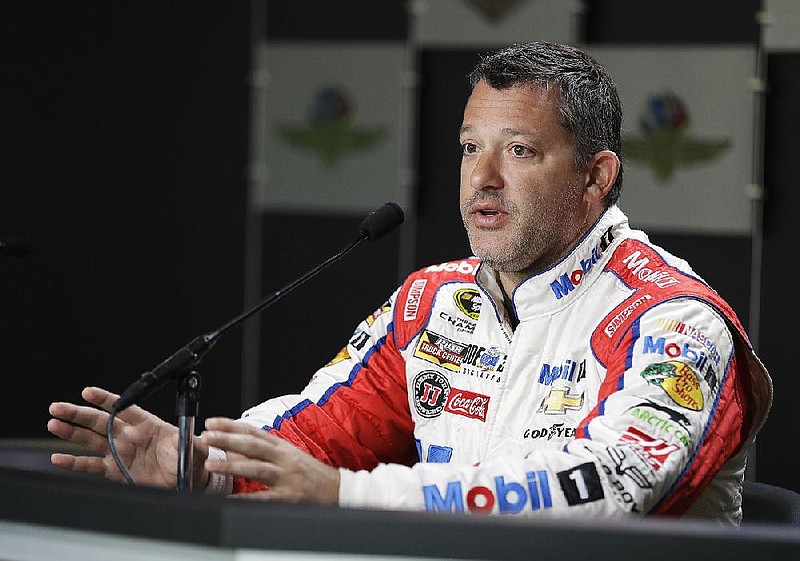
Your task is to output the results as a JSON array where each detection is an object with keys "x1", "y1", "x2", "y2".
[
  {"x1": 592, "y1": 239, "x2": 746, "y2": 365},
  {"x1": 394, "y1": 258, "x2": 480, "y2": 349}
]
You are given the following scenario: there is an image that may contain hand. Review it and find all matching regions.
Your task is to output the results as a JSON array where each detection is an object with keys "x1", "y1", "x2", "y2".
[
  {"x1": 47, "y1": 386, "x2": 210, "y2": 489},
  {"x1": 202, "y1": 417, "x2": 340, "y2": 505}
]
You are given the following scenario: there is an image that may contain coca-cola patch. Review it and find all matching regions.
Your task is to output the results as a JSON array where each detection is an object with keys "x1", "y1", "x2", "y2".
[{"x1": 445, "y1": 387, "x2": 491, "y2": 422}]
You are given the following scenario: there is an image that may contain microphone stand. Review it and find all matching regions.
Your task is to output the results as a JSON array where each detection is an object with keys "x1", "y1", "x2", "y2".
[
  {"x1": 176, "y1": 370, "x2": 201, "y2": 490},
  {"x1": 106, "y1": 202, "x2": 404, "y2": 490}
]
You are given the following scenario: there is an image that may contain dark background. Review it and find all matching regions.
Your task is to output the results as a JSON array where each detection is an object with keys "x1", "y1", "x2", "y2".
[{"x1": 1, "y1": 1, "x2": 795, "y2": 492}]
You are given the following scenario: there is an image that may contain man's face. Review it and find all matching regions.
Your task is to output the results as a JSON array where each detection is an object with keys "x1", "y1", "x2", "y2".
[{"x1": 459, "y1": 81, "x2": 590, "y2": 277}]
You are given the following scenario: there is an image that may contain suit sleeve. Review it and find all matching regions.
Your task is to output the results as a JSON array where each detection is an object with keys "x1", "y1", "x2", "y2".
[{"x1": 231, "y1": 289, "x2": 417, "y2": 494}]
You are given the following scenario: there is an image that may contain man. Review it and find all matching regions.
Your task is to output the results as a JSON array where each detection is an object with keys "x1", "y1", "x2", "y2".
[{"x1": 48, "y1": 42, "x2": 772, "y2": 523}]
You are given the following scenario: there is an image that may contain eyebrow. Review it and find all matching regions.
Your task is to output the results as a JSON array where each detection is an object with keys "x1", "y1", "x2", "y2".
[
  {"x1": 458, "y1": 125, "x2": 531, "y2": 137},
  {"x1": 501, "y1": 127, "x2": 530, "y2": 137}
]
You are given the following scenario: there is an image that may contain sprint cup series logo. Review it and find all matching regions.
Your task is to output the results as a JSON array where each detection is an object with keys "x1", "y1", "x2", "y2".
[{"x1": 453, "y1": 288, "x2": 481, "y2": 320}]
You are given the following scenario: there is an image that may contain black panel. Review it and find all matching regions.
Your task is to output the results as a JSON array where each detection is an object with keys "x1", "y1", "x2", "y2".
[
  {"x1": 266, "y1": 0, "x2": 409, "y2": 41},
  {"x1": 754, "y1": 54, "x2": 800, "y2": 492},
  {"x1": 256, "y1": 213, "x2": 401, "y2": 403},
  {"x1": 415, "y1": 49, "x2": 477, "y2": 269},
  {"x1": 0, "y1": 4, "x2": 249, "y2": 434},
  {"x1": 583, "y1": 0, "x2": 761, "y2": 44}
]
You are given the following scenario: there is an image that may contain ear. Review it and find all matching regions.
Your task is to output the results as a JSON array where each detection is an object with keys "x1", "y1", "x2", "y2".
[{"x1": 584, "y1": 150, "x2": 620, "y2": 202}]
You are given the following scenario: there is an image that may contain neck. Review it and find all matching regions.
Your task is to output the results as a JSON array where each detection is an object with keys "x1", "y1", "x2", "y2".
[{"x1": 497, "y1": 271, "x2": 525, "y2": 296}]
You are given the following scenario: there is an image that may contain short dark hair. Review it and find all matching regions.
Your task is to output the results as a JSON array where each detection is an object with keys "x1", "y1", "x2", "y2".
[{"x1": 468, "y1": 42, "x2": 623, "y2": 206}]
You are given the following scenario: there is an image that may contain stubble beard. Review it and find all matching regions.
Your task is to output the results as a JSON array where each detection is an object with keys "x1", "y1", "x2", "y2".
[
  {"x1": 461, "y1": 195, "x2": 544, "y2": 274},
  {"x1": 461, "y1": 188, "x2": 580, "y2": 277}
]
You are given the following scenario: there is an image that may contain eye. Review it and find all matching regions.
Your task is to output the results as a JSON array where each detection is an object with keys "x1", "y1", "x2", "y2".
[
  {"x1": 461, "y1": 142, "x2": 478, "y2": 155},
  {"x1": 511, "y1": 144, "x2": 533, "y2": 157}
]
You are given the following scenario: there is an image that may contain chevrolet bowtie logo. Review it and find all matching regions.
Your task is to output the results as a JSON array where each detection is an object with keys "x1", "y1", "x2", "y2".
[{"x1": 539, "y1": 388, "x2": 584, "y2": 414}]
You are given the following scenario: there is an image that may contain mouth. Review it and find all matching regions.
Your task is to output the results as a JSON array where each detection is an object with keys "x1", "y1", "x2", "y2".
[
  {"x1": 470, "y1": 201, "x2": 507, "y2": 216},
  {"x1": 468, "y1": 201, "x2": 509, "y2": 228}
]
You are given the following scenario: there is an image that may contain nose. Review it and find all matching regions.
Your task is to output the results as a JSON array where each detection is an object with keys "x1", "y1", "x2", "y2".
[{"x1": 468, "y1": 150, "x2": 504, "y2": 192}]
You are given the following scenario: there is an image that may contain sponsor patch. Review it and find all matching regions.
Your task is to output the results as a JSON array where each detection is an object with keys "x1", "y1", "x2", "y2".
[
  {"x1": 414, "y1": 330, "x2": 469, "y2": 371},
  {"x1": 604, "y1": 294, "x2": 653, "y2": 338},
  {"x1": 445, "y1": 387, "x2": 490, "y2": 422},
  {"x1": 658, "y1": 319, "x2": 721, "y2": 366},
  {"x1": 403, "y1": 279, "x2": 427, "y2": 321},
  {"x1": 621, "y1": 250, "x2": 680, "y2": 289},
  {"x1": 413, "y1": 370, "x2": 451, "y2": 418},
  {"x1": 366, "y1": 300, "x2": 392, "y2": 326},
  {"x1": 604, "y1": 445, "x2": 653, "y2": 490},
  {"x1": 522, "y1": 422, "x2": 576, "y2": 440},
  {"x1": 453, "y1": 288, "x2": 481, "y2": 320},
  {"x1": 557, "y1": 462, "x2": 604, "y2": 506},
  {"x1": 325, "y1": 346, "x2": 349, "y2": 367},
  {"x1": 424, "y1": 260, "x2": 477, "y2": 275},
  {"x1": 538, "y1": 358, "x2": 586, "y2": 386},
  {"x1": 626, "y1": 400, "x2": 692, "y2": 448},
  {"x1": 423, "y1": 471, "x2": 552, "y2": 514},
  {"x1": 619, "y1": 426, "x2": 679, "y2": 471},
  {"x1": 641, "y1": 334, "x2": 717, "y2": 393},
  {"x1": 460, "y1": 344, "x2": 506, "y2": 374},
  {"x1": 438, "y1": 310, "x2": 476, "y2": 334},
  {"x1": 349, "y1": 329, "x2": 370, "y2": 351},
  {"x1": 550, "y1": 226, "x2": 614, "y2": 300},
  {"x1": 538, "y1": 387, "x2": 584, "y2": 415},
  {"x1": 640, "y1": 361, "x2": 704, "y2": 411}
]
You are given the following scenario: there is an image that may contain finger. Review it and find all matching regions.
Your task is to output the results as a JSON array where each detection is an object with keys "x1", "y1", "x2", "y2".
[
  {"x1": 47, "y1": 418, "x2": 111, "y2": 454},
  {"x1": 205, "y1": 456, "x2": 281, "y2": 483},
  {"x1": 50, "y1": 453, "x2": 108, "y2": 476},
  {"x1": 204, "y1": 418, "x2": 285, "y2": 447},
  {"x1": 202, "y1": 430, "x2": 276, "y2": 461},
  {"x1": 204, "y1": 417, "x2": 257, "y2": 433},
  {"x1": 229, "y1": 485, "x2": 304, "y2": 503},
  {"x1": 81, "y1": 387, "x2": 152, "y2": 426},
  {"x1": 79, "y1": 386, "x2": 119, "y2": 411},
  {"x1": 49, "y1": 401, "x2": 118, "y2": 438}
]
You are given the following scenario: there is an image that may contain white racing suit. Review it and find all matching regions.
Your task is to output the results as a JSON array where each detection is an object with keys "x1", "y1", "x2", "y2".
[{"x1": 235, "y1": 205, "x2": 772, "y2": 523}]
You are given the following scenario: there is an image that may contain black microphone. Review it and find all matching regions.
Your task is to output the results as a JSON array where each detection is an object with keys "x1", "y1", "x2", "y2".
[
  {"x1": 359, "y1": 201, "x2": 404, "y2": 241},
  {"x1": 112, "y1": 202, "x2": 404, "y2": 414},
  {"x1": 0, "y1": 237, "x2": 30, "y2": 258}
]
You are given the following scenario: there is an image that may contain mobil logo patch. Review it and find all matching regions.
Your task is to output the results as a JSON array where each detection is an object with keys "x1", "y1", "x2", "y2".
[
  {"x1": 425, "y1": 260, "x2": 477, "y2": 275},
  {"x1": 423, "y1": 471, "x2": 552, "y2": 513},
  {"x1": 642, "y1": 334, "x2": 719, "y2": 395},
  {"x1": 538, "y1": 358, "x2": 586, "y2": 386},
  {"x1": 550, "y1": 226, "x2": 614, "y2": 300},
  {"x1": 642, "y1": 335, "x2": 713, "y2": 378}
]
